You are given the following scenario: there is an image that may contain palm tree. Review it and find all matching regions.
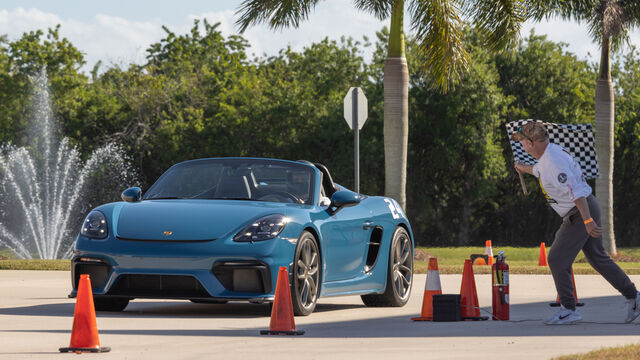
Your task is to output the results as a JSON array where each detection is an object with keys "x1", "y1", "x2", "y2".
[
  {"x1": 235, "y1": 0, "x2": 526, "y2": 210},
  {"x1": 529, "y1": 0, "x2": 640, "y2": 255}
]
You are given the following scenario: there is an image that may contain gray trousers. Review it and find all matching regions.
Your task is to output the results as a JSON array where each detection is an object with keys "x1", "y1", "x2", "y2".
[{"x1": 547, "y1": 195, "x2": 637, "y2": 310}]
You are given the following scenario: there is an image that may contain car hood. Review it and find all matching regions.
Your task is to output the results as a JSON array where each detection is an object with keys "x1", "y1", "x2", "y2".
[{"x1": 114, "y1": 200, "x2": 286, "y2": 241}]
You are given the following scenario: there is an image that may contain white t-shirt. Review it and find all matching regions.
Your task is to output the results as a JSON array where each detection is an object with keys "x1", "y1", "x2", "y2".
[{"x1": 532, "y1": 143, "x2": 592, "y2": 217}]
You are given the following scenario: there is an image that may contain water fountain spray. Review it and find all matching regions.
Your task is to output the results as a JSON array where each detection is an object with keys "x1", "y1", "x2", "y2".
[{"x1": 0, "y1": 68, "x2": 137, "y2": 259}]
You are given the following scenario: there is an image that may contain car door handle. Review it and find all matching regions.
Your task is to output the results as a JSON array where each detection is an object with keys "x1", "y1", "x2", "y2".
[{"x1": 362, "y1": 221, "x2": 374, "y2": 230}]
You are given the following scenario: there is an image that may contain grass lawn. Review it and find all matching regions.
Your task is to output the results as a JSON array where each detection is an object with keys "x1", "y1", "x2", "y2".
[
  {"x1": 0, "y1": 248, "x2": 69, "y2": 270},
  {"x1": 1, "y1": 246, "x2": 639, "y2": 273},
  {"x1": 413, "y1": 246, "x2": 640, "y2": 275},
  {"x1": 552, "y1": 343, "x2": 640, "y2": 359}
]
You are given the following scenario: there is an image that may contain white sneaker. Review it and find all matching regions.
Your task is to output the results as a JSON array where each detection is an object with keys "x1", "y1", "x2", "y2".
[
  {"x1": 544, "y1": 306, "x2": 582, "y2": 325},
  {"x1": 625, "y1": 292, "x2": 640, "y2": 323}
]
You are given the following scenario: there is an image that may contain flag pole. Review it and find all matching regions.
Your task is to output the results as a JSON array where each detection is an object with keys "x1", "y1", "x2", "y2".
[{"x1": 517, "y1": 170, "x2": 528, "y2": 195}]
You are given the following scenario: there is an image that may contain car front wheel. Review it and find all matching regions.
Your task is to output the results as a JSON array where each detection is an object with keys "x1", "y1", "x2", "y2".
[
  {"x1": 291, "y1": 231, "x2": 320, "y2": 316},
  {"x1": 361, "y1": 226, "x2": 413, "y2": 307}
]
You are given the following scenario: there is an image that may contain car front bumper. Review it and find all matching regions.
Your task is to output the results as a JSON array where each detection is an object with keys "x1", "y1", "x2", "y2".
[{"x1": 69, "y1": 234, "x2": 295, "y2": 302}]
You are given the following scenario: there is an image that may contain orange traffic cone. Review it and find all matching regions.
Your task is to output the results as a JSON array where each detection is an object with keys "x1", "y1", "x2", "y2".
[
  {"x1": 460, "y1": 259, "x2": 488, "y2": 320},
  {"x1": 484, "y1": 240, "x2": 494, "y2": 265},
  {"x1": 261, "y1": 267, "x2": 305, "y2": 335},
  {"x1": 470, "y1": 254, "x2": 488, "y2": 265},
  {"x1": 550, "y1": 267, "x2": 584, "y2": 307},
  {"x1": 59, "y1": 274, "x2": 110, "y2": 353},
  {"x1": 539, "y1": 242, "x2": 548, "y2": 266},
  {"x1": 412, "y1": 258, "x2": 442, "y2": 321}
]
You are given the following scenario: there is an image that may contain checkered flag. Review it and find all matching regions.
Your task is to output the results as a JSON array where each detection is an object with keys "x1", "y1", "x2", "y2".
[{"x1": 505, "y1": 119, "x2": 599, "y2": 179}]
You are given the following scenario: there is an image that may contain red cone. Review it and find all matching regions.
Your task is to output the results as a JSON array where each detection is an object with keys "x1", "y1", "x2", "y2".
[
  {"x1": 550, "y1": 267, "x2": 584, "y2": 307},
  {"x1": 260, "y1": 266, "x2": 304, "y2": 335},
  {"x1": 460, "y1": 259, "x2": 482, "y2": 319},
  {"x1": 59, "y1": 274, "x2": 110, "y2": 353},
  {"x1": 539, "y1": 242, "x2": 548, "y2": 266}
]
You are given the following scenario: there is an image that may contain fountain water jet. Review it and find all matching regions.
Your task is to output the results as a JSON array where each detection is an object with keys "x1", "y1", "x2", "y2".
[{"x1": 0, "y1": 69, "x2": 137, "y2": 259}]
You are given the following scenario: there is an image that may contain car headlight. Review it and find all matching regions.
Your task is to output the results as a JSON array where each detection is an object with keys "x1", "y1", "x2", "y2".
[
  {"x1": 233, "y1": 214, "x2": 288, "y2": 242},
  {"x1": 80, "y1": 211, "x2": 108, "y2": 239}
]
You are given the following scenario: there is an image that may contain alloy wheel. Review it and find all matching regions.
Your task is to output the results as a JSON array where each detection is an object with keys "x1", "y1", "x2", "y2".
[{"x1": 294, "y1": 234, "x2": 319, "y2": 313}]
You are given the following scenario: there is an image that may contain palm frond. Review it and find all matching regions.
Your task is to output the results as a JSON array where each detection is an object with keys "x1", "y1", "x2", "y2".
[
  {"x1": 619, "y1": 0, "x2": 640, "y2": 31},
  {"x1": 465, "y1": 0, "x2": 527, "y2": 51},
  {"x1": 586, "y1": 0, "x2": 629, "y2": 51},
  {"x1": 525, "y1": 0, "x2": 598, "y2": 22},
  {"x1": 600, "y1": 0, "x2": 625, "y2": 37},
  {"x1": 353, "y1": 0, "x2": 393, "y2": 20},
  {"x1": 235, "y1": 0, "x2": 320, "y2": 33},
  {"x1": 408, "y1": 0, "x2": 469, "y2": 92}
]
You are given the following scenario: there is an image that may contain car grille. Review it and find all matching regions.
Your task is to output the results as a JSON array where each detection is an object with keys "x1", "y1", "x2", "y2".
[{"x1": 108, "y1": 274, "x2": 209, "y2": 298}]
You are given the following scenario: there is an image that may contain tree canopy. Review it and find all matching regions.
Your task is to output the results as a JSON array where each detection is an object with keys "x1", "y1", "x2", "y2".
[{"x1": 1, "y1": 21, "x2": 639, "y2": 247}]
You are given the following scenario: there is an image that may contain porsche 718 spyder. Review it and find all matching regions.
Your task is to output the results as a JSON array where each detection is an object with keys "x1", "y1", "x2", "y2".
[{"x1": 70, "y1": 158, "x2": 414, "y2": 315}]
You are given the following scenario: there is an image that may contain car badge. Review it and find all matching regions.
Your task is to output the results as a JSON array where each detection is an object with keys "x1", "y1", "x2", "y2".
[{"x1": 163, "y1": 231, "x2": 173, "y2": 236}]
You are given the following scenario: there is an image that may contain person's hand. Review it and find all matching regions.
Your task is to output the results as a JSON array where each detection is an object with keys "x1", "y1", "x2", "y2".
[
  {"x1": 585, "y1": 220, "x2": 602, "y2": 238},
  {"x1": 514, "y1": 163, "x2": 529, "y2": 174}
]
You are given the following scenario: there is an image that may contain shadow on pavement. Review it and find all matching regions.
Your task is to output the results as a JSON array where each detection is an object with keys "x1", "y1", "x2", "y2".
[
  {"x1": 0, "y1": 300, "x2": 362, "y2": 319},
  {"x1": 2, "y1": 296, "x2": 640, "y2": 338}
]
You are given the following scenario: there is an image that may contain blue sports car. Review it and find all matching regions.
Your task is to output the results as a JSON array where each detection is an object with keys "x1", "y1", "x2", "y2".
[{"x1": 71, "y1": 158, "x2": 414, "y2": 315}]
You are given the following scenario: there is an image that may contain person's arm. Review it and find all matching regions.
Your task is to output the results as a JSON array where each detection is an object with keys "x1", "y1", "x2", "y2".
[
  {"x1": 514, "y1": 163, "x2": 534, "y2": 175},
  {"x1": 574, "y1": 196, "x2": 602, "y2": 238}
]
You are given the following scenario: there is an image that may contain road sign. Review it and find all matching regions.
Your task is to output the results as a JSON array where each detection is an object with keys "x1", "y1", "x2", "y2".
[
  {"x1": 343, "y1": 87, "x2": 368, "y2": 194},
  {"x1": 343, "y1": 87, "x2": 368, "y2": 130}
]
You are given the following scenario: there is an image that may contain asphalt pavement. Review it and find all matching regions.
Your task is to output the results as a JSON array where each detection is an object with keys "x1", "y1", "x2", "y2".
[{"x1": 1, "y1": 270, "x2": 639, "y2": 359}]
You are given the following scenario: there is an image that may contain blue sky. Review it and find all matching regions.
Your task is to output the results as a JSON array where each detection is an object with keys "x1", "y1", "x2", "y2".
[
  {"x1": 1, "y1": 1, "x2": 638, "y2": 73},
  {"x1": 0, "y1": 0, "x2": 238, "y2": 22}
]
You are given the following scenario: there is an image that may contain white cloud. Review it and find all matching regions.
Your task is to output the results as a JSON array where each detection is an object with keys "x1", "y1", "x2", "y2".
[
  {"x1": 0, "y1": 7, "x2": 61, "y2": 30},
  {"x1": 191, "y1": 0, "x2": 385, "y2": 59},
  {"x1": 0, "y1": 7, "x2": 164, "y2": 71},
  {"x1": 1, "y1": 4, "x2": 638, "y2": 75},
  {"x1": 0, "y1": 2, "x2": 385, "y2": 73},
  {"x1": 523, "y1": 18, "x2": 640, "y2": 62}
]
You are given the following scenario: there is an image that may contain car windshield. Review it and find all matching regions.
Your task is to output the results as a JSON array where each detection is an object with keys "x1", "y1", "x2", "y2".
[{"x1": 143, "y1": 158, "x2": 315, "y2": 205}]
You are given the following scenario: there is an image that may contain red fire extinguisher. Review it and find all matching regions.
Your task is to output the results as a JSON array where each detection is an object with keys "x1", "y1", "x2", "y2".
[{"x1": 492, "y1": 250, "x2": 509, "y2": 320}]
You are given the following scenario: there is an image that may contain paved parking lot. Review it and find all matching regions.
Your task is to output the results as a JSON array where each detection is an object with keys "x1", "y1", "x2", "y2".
[{"x1": 1, "y1": 270, "x2": 639, "y2": 359}]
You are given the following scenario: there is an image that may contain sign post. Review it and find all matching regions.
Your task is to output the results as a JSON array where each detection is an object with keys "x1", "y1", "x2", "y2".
[{"x1": 343, "y1": 87, "x2": 368, "y2": 193}]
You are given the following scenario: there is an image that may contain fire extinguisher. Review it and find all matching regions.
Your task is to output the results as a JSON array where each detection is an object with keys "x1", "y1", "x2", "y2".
[{"x1": 492, "y1": 250, "x2": 509, "y2": 320}]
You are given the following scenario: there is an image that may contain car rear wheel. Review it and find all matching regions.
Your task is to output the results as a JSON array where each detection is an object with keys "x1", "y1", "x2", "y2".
[
  {"x1": 292, "y1": 231, "x2": 320, "y2": 316},
  {"x1": 94, "y1": 297, "x2": 130, "y2": 312},
  {"x1": 361, "y1": 226, "x2": 413, "y2": 307}
]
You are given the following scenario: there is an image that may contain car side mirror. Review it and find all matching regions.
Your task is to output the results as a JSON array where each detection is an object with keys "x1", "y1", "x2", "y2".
[
  {"x1": 330, "y1": 190, "x2": 361, "y2": 210},
  {"x1": 121, "y1": 187, "x2": 142, "y2": 202}
]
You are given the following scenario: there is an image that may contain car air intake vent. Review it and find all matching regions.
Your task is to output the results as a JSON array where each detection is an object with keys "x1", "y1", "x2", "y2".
[
  {"x1": 365, "y1": 227, "x2": 383, "y2": 272},
  {"x1": 109, "y1": 275, "x2": 209, "y2": 297},
  {"x1": 74, "y1": 262, "x2": 110, "y2": 290},
  {"x1": 212, "y1": 261, "x2": 272, "y2": 294}
]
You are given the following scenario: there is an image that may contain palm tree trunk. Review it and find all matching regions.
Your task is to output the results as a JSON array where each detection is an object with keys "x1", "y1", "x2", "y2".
[
  {"x1": 595, "y1": 36, "x2": 617, "y2": 255},
  {"x1": 384, "y1": 0, "x2": 409, "y2": 210},
  {"x1": 458, "y1": 169, "x2": 473, "y2": 245}
]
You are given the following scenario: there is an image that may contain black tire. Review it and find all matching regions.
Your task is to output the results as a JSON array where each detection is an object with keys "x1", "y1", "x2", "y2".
[
  {"x1": 189, "y1": 299, "x2": 228, "y2": 304},
  {"x1": 361, "y1": 226, "x2": 413, "y2": 307},
  {"x1": 94, "y1": 297, "x2": 129, "y2": 312},
  {"x1": 291, "y1": 231, "x2": 320, "y2": 316}
]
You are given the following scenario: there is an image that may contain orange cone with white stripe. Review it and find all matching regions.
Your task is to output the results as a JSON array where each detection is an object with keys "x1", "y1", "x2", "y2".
[
  {"x1": 411, "y1": 258, "x2": 442, "y2": 321},
  {"x1": 484, "y1": 240, "x2": 494, "y2": 265}
]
